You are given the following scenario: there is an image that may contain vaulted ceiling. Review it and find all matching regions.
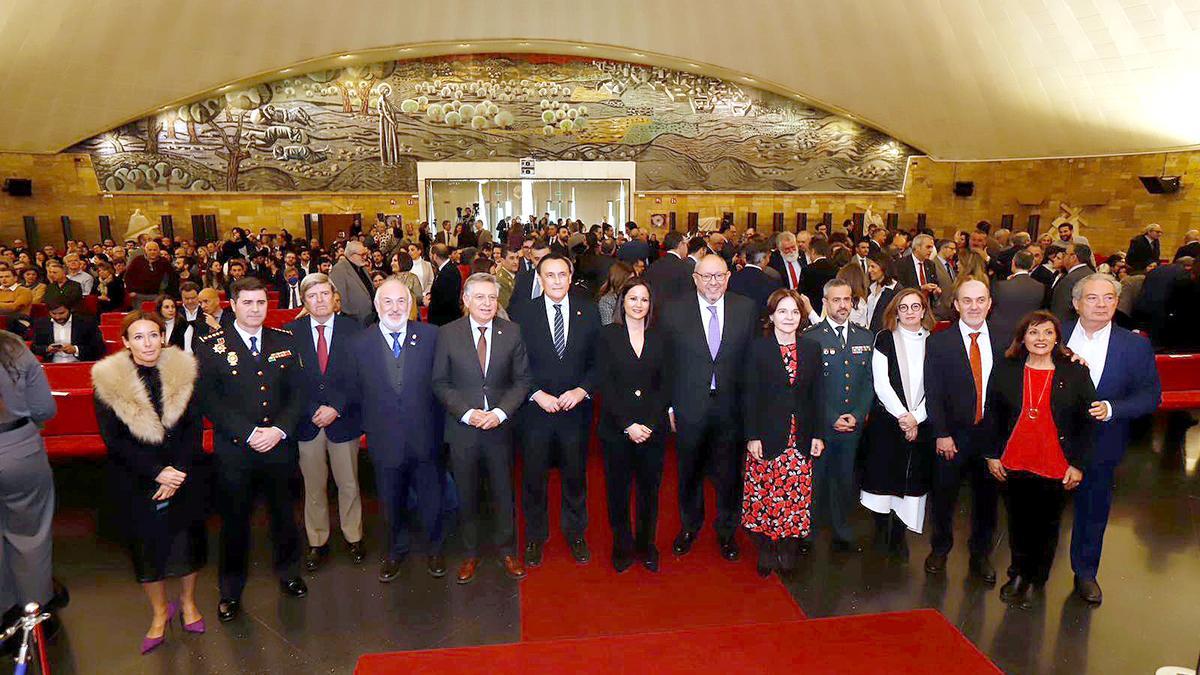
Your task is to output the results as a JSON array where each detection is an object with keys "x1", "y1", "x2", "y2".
[{"x1": 2, "y1": 0, "x2": 1199, "y2": 159}]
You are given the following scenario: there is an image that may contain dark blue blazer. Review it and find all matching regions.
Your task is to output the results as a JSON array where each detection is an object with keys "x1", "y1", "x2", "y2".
[
  {"x1": 1063, "y1": 322, "x2": 1161, "y2": 465},
  {"x1": 924, "y1": 321, "x2": 1008, "y2": 449},
  {"x1": 285, "y1": 314, "x2": 363, "y2": 443},
  {"x1": 344, "y1": 321, "x2": 443, "y2": 466}
]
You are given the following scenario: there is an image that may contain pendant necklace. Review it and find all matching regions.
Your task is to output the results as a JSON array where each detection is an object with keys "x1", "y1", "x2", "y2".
[{"x1": 1024, "y1": 366, "x2": 1052, "y2": 420}]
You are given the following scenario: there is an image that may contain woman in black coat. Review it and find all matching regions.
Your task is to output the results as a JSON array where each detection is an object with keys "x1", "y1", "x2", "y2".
[
  {"x1": 860, "y1": 288, "x2": 935, "y2": 561},
  {"x1": 596, "y1": 279, "x2": 669, "y2": 574},
  {"x1": 93, "y1": 310, "x2": 209, "y2": 654},
  {"x1": 983, "y1": 310, "x2": 1095, "y2": 609},
  {"x1": 742, "y1": 288, "x2": 823, "y2": 576}
]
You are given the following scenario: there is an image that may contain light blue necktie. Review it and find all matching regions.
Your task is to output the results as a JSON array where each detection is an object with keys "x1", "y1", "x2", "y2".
[
  {"x1": 706, "y1": 305, "x2": 720, "y2": 389},
  {"x1": 390, "y1": 332, "x2": 402, "y2": 358}
]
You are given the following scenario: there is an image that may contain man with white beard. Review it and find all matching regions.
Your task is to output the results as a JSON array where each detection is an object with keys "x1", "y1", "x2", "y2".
[{"x1": 768, "y1": 231, "x2": 809, "y2": 291}]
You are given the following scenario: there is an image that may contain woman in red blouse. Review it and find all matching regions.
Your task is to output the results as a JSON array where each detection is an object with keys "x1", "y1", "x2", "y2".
[{"x1": 984, "y1": 310, "x2": 1096, "y2": 609}]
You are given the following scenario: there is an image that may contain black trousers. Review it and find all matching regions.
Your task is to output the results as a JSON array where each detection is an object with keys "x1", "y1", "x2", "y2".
[
  {"x1": 930, "y1": 439, "x2": 998, "y2": 558},
  {"x1": 215, "y1": 451, "x2": 300, "y2": 601},
  {"x1": 373, "y1": 456, "x2": 444, "y2": 559},
  {"x1": 675, "y1": 405, "x2": 741, "y2": 539},
  {"x1": 448, "y1": 433, "x2": 515, "y2": 557},
  {"x1": 600, "y1": 429, "x2": 665, "y2": 555},
  {"x1": 1004, "y1": 471, "x2": 1068, "y2": 585},
  {"x1": 521, "y1": 409, "x2": 589, "y2": 542}
]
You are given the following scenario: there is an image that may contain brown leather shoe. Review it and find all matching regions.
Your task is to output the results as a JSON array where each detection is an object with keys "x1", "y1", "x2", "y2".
[
  {"x1": 456, "y1": 558, "x2": 480, "y2": 585},
  {"x1": 501, "y1": 555, "x2": 527, "y2": 580}
]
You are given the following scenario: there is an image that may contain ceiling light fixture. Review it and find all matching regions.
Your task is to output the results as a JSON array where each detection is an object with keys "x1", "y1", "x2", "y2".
[
  {"x1": 279, "y1": 68, "x2": 292, "y2": 74},
  {"x1": 338, "y1": 54, "x2": 355, "y2": 60},
  {"x1": 458, "y1": 43, "x2": 471, "y2": 48},
  {"x1": 631, "y1": 52, "x2": 645, "y2": 58}
]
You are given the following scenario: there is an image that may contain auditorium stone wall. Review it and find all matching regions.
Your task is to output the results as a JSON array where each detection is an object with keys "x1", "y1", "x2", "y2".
[{"x1": 2, "y1": 149, "x2": 1198, "y2": 257}]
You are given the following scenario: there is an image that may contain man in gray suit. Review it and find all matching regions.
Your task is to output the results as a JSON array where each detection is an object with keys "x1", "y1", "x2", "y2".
[
  {"x1": 1049, "y1": 242, "x2": 1094, "y2": 324},
  {"x1": 328, "y1": 241, "x2": 375, "y2": 324},
  {"x1": 989, "y1": 250, "x2": 1045, "y2": 342},
  {"x1": 432, "y1": 272, "x2": 533, "y2": 585}
]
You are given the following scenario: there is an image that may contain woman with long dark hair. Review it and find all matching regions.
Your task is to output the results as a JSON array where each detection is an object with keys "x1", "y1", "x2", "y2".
[
  {"x1": 984, "y1": 310, "x2": 1094, "y2": 609},
  {"x1": 93, "y1": 311, "x2": 209, "y2": 653}
]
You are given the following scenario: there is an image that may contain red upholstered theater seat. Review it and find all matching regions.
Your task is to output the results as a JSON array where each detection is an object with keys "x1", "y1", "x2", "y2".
[
  {"x1": 1156, "y1": 353, "x2": 1200, "y2": 410},
  {"x1": 100, "y1": 312, "x2": 125, "y2": 326},
  {"x1": 265, "y1": 308, "x2": 301, "y2": 328},
  {"x1": 100, "y1": 324, "x2": 124, "y2": 341},
  {"x1": 80, "y1": 295, "x2": 99, "y2": 316},
  {"x1": 104, "y1": 340, "x2": 123, "y2": 355},
  {"x1": 43, "y1": 362, "x2": 94, "y2": 391},
  {"x1": 30, "y1": 303, "x2": 48, "y2": 319}
]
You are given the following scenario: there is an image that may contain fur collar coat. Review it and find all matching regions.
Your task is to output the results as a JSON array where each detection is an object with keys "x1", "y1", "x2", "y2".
[{"x1": 92, "y1": 347, "x2": 197, "y2": 444}]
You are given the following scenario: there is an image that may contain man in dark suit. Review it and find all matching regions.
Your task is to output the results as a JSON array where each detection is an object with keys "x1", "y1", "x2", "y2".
[
  {"x1": 510, "y1": 239, "x2": 552, "y2": 313},
  {"x1": 572, "y1": 236, "x2": 614, "y2": 300},
  {"x1": 989, "y1": 232, "x2": 1031, "y2": 282},
  {"x1": 284, "y1": 273, "x2": 365, "y2": 574},
  {"x1": 194, "y1": 287, "x2": 235, "y2": 339},
  {"x1": 1135, "y1": 257, "x2": 1189, "y2": 344},
  {"x1": 1049, "y1": 243, "x2": 1094, "y2": 324},
  {"x1": 432, "y1": 272, "x2": 533, "y2": 584},
  {"x1": 923, "y1": 279, "x2": 1004, "y2": 584},
  {"x1": 31, "y1": 303, "x2": 104, "y2": 362},
  {"x1": 1125, "y1": 223, "x2": 1162, "y2": 272},
  {"x1": 512, "y1": 254, "x2": 601, "y2": 566},
  {"x1": 1031, "y1": 244, "x2": 1063, "y2": 288},
  {"x1": 426, "y1": 243, "x2": 462, "y2": 326},
  {"x1": 434, "y1": 220, "x2": 456, "y2": 248},
  {"x1": 195, "y1": 277, "x2": 307, "y2": 623},
  {"x1": 643, "y1": 231, "x2": 694, "y2": 305},
  {"x1": 660, "y1": 255, "x2": 757, "y2": 561},
  {"x1": 767, "y1": 231, "x2": 807, "y2": 292},
  {"x1": 344, "y1": 278, "x2": 447, "y2": 582},
  {"x1": 802, "y1": 238, "x2": 838, "y2": 316},
  {"x1": 615, "y1": 224, "x2": 652, "y2": 264},
  {"x1": 276, "y1": 265, "x2": 304, "y2": 309},
  {"x1": 729, "y1": 244, "x2": 781, "y2": 319},
  {"x1": 989, "y1": 250, "x2": 1045, "y2": 342},
  {"x1": 1064, "y1": 273, "x2": 1161, "y2": 605},
  {"x1": 892, "y1": 234, "x2": 942, "y2": 294},
  {"x1": 1172, "y1": 229, "x2": 1200, "y2": 262}
]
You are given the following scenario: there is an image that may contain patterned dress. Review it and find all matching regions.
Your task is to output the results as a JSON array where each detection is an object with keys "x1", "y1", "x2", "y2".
[{"x1": 741, "y1": 342, "x2": 814, "y2": 540}]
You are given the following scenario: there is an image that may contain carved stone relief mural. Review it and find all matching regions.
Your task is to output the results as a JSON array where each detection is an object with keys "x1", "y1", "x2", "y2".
[{"x1": 69, "y1": 54, "x2": 918, "y2": 193}]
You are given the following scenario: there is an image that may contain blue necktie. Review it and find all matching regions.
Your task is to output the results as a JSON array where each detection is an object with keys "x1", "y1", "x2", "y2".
[
  {"x1": 249, "y1": 336, "x2": 260, "y2": 359},
  {"x1": 390, "y1": 332, "x2": 402, "y2": 358}
]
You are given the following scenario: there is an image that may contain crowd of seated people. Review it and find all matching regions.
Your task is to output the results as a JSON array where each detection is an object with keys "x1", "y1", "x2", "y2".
[{"x1": 0, "y1": 210, "x2": 1179, "y2": 654}]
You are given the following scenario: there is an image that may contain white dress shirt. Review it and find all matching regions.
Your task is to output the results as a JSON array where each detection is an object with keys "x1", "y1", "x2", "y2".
[
  {"x1": 51, "y1": 318, "x2": 77, "y2": 363},
  {"x1": 312, "y1": 315, "x2": 337, "y2": 353},
  {"x1": 463, "y1": 316, "x2": 508, "y2": 424},
  {"x1": 377, "y1": 320, "x2": 406, "y2": 347},
  {"x1": 696, "y1": 293, "x2": 725, "y2": 338},
  {"x1": 958, "y1": 320, "x2": 993, "y2": 413},
  {"x1": 285, "y1": 282, "x2": 301, "y2": 309},
  {"x1": 181, "y1": 306, "x2": 199, "y2": 353},
  {"x1": 1067, "y1": 320, "x2": 1113, "y2": 419},
  {"x1": 543, "y1": 293, "x2": 571, "y2": 345}
]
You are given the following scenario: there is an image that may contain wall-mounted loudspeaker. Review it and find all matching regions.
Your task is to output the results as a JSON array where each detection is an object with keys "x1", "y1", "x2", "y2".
[
  {"x1": 953, "y1": 181, "x2": 974, "y2": 197},
  {"x1": 3, "y1": 178, "x2": 32, "y2": 197},
  {"x1": 1138, "y1": 176, "x2": 1180, "y2": 194}
]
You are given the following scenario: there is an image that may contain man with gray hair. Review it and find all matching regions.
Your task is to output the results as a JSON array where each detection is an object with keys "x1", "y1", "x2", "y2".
[
  {"x1": 328, "y1": 240, "x2": 375, "y2": 324},
  {"x1": 432, "y1": 272, "x2": 532, "y2": 584},
  {"x1": 1126, "y1": 223, "x2": 1163, "y2": 272},
  {"x1": 1173, "y1": 229, "x2": 1200, "y2": 261},
  {"x1": 893, "y1": 233, "x2": 941, "y2": 296},
  {"x1": 284, "y1": 273, "x2": 366, "y2": 573},
  {"x1": 1064, "y1": 273, "x2": 1160, "y2": 605}
]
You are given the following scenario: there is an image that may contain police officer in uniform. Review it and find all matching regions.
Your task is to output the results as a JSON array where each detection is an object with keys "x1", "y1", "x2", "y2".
[
  {"x1": 803, "y1": 278, "x2": 875, "y2": 552},
  {"x1": 196, "y1": 277, "x2": 307, "y2": 623}
]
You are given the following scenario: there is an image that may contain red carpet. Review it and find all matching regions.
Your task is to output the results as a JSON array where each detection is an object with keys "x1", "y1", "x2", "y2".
[
  {"x1": 356, "y1": 609, "x2": 1000, "y2": 674},
  {"x1": 517, "y1": 441, "x2": 804, "y2": 641}
]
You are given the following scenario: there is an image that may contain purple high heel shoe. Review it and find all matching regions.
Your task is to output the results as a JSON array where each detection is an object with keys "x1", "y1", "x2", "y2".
[
  {"x1": 141, "y1": 602, "x2": 178, "y2": 655},
  {"x1": 180, "y1": 607, "x2": 206, "y2": 634}
]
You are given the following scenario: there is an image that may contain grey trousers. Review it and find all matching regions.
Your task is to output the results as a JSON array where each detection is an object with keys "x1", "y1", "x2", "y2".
[
  {"x1": 298, "y1": 430, "x2": 363, "y2": 547},
  {"x1": 0, "y1": 447, "x2": 54, "y2": 610}
]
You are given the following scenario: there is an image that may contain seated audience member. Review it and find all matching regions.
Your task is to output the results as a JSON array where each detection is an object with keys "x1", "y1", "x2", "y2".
[
  {"x1": 276, "y1": 265, "x2": 303, "y2": 310},
  {"x1": 984, "y1": 311, "x2": 1094, "y2": 609},
  {"x1": 95, "y1": 262, "x2": 126, "y2": 313},
  {"x1": 31, "y1": 302, "x2": 104, "y2": 362},
  {"x1": 20, "y1": 267, "x2": 47, "y2": 305},
  {"x1": 92, "y1": 310, "x2": 209, "y2": 654},
  {"x1": 0, "y1": 266, "x2": 33, "y2": 318},
  {"x1": 125, "y1": 242, "x2": 175, "y2": 304},
  {"x1": 64, "y1": 253, "x2": 95, "y2": 295},
  {"x1": 43, "y1": 261, "x2": 84, "y2": 312},
  {"x1": 195, "y1": 288, "x2": 232, "y2": 337}
]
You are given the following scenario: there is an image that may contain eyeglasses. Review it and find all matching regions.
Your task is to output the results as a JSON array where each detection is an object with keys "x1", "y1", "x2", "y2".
[
  {"x1": 694, "y1": 272, "x2": 728, "y2": 282},
  {"x1": 897, "y1": 303, "x2": 924, "y2": 313}
]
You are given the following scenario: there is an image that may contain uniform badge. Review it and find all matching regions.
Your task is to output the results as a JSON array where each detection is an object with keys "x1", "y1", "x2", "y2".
[
  {"x1": 212, "y1": 340, "x2": 227, "y2": 354},
  {"x1": 227, "y1": 352, "x2": 239, "y2": 367},
  {"x1": 268, "y1": 350, "x2": 293, "y2": 363}
]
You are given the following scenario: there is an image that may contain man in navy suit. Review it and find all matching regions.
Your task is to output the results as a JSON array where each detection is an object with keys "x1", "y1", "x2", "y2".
[
  {"x1": 285, "y1": 273, "x2": 365, "y2": 573},
  {"x1": 1064, "y1": 273, "x2": 1161, "y2": 605},
  {"x1": 343, "y1": 277, "x2": 446, "y2": 581},
  {"x1": 643, "y1": 231, "x2": 695, "y2": 305},
  {"x1": 729, "y1": 244, "x2": 781, "y2": 319},
  {"x1": 512, "y1": 253, "x2": 601, "y2": 566}
]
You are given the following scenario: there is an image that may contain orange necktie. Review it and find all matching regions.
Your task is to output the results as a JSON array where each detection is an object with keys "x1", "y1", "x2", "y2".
[{"x1": 969, "y1": 332, "x2": 983, "y2": 423}]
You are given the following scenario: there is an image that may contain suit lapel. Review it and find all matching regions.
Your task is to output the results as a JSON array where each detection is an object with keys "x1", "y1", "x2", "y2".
[{"x1": 1095, "y1": 329, "x2": 1121, "y2": 397}]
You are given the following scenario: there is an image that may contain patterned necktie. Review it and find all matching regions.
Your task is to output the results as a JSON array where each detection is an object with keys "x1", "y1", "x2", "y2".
[
  {"x1": 969, "y1": 332, "x2": 984, "y2": 423},
  {"x1": 249, "y1": 336, "x2": 260, "y2": 359},
  {"x1": 477, "y1": 326, "x2": 488, "y2": 374},
  {"x1": 316, "y1": 324, "x2": 329, "y2": 373},
  {"x1": 390, "y1": 331, "x2": 402, "y2": 359},
  {"x1": 706, "y1": 305, "x2": 720, "y2": 389},
  {"x1": 553, "y1": 304, "x2": 565, "y2": 358}
]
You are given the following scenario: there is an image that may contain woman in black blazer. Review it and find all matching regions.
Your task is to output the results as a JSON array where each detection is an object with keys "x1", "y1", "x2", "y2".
[
  {"x1": 983, "y1": 309, "x2": 1095, "y2": 609},
  {"x1": 742, "y1": 288, "x2": 823, "y2": 577},
  {"x1": 156, "y1": 295, "x2": 188, "y2": 349},
  {"x1": 596, "y1": 279, "x2": 669, "y2": 573}
]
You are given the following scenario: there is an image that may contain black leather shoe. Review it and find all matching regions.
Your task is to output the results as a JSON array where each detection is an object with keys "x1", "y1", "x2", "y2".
[
  {"x1": 304, "y1": 545, "x2": 329, "y2": 571},
  {"x1": 642, "y1": 546, "x2": 660, "y2": 573},
  {"x1": 348, "y1": 541, "x2": 366, "y2": 565},
  {"x1": 378, "y1": 558, "x2": 402, "y2": 583},
  {"x1": 999, "y1": 575, "x2": 1025, "y2": 603},
  {"x1": 1019, "y1": 584, "x2": 1045, "y2": 610},
  {"x1": 217, "y1": 598, "x2": 241, "y2": 623},
  {"x1": 280, "y1": 577, "x2": 308, "y2": 598},
  {"x1": 1074, "y1": 576, "x2": 1103, "y2": 605},
  {"x1": 797, "y1": 540, "x2": 812, "y2": 556},
  {"x1": 612, "y1": 549, "x2": 634, "y2": 573},
  {"x1": 719, "y1": 536, "x2": 741, "y2": 562},
  {"x1": 924, "y1": 552, "x2": 947, "y2": 574},
  {"x1": 672, "y1": 530, "x2": 697, "y2": 556},
  {"x1": 525, "y1": 541, "x2": 544, "y2": 568},
  {"x1": 969, "y1": 556, "x2": 997, "y2": 585},
  {"x1": 425, "y1": 554, "x2": 446, "y2": 578},
  {"x1": 569, "y1": 538, "x2": 591, "y2": 565},
  {"x1": 831, "y1": 539, "x2": 864, "y2": 554}
]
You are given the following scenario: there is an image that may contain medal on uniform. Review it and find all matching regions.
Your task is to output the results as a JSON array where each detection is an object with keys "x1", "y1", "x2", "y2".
[
  {"x1": 212, "y1": 339, "x2": 226, "y2": 354},
  {"x1": 227, "y1": 352, "x2": 239, "y2": 367}
]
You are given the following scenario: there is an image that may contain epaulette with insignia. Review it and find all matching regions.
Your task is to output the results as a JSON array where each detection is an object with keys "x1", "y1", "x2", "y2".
[
  {"x1": 198, "y1": 330, "x2": 225, "y2": 342},
  {"x1": 268, "y1": 326, "x2": 293, "y2": 335}
]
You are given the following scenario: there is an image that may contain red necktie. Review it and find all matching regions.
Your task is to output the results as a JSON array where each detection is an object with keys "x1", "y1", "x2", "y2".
[
  {"x1": 316, "y1": 324, "x2": 329, "y2": 374},
  {"x1": 917, "y1": 262, "x2": 927, "y2": 286},
  {"x1": 786, "y1": 261, "x2": 798, "y2": 289}
]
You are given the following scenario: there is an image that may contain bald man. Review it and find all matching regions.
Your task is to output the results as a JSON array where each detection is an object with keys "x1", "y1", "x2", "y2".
[{"x1": 125, "y1": 240, "x2": 175, "y2": 304}]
